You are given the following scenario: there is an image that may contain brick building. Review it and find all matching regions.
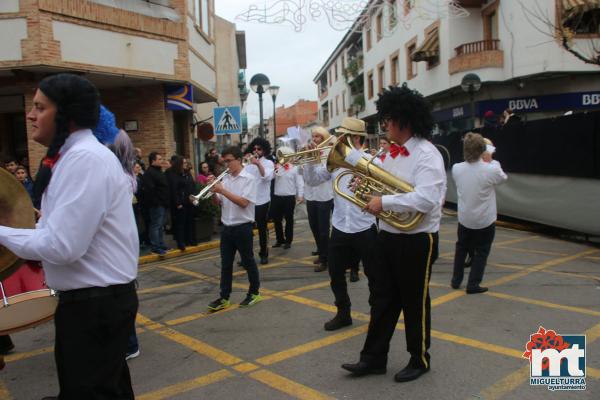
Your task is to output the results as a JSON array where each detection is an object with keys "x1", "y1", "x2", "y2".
[{"x1": 0, "y1": 0, "x2": 223, "y2": 174}]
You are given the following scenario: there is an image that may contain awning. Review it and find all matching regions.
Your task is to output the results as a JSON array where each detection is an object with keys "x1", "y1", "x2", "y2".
[
  {"x1": 562, "y1": 0, "x2": 600, "y2": 22},
  {"x1": 412, "y1": 29, "x2": 439, "y2": 62}
]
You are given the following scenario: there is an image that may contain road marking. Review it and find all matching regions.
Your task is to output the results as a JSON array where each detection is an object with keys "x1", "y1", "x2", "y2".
[
  {"x1": 0, "y1": 379, "x2": 12, "y2": 400},
  {"x1": 249, "y1": 369, "x2": 334, "y2": 400},
  {"x1": 165, "y1": 305, "x2": 241, "y2": 326},
  {"x1": 285, "y1": 280, "x2": 331, "y2": 294},
  {"x1": 486, "y1": 291, "x2": 600, "y2": 317},
  {"x1": 137, "y1": 369, "x2": 233, "y2": 400},
  {"x1": 495, "y1": 245, "x2": 568, "y2": 257},
  {"x1": 137, "y1": 314, "x2": 243, "y2": 366},
  {"x1": 478, "y1": 365, "x2": 530, "y2": 400},
  {"x1": 256, "y1": 324, "x2": 368, "y2": 366},
  {"x1": 138, "y1": 279, "x2": 205, "y2": 295},
  {"x1": 4, "y1": 346, "x2": 53, "y2": 363},
  {"x1": 232, "y1": 362, "x2": 260, "y2": 373}
]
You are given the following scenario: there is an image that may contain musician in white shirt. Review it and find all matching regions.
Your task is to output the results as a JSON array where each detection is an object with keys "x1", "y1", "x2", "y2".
[
  {"x1": 243, "y1": 138, "x2": 275, "y2": 264},
  {"x1": 302, "y1": 127, "x2": 334, "y2": 272},
  {"x1": 0, "y1": 74, "x2": 138, "y2": 399},
  {"x1": 304, "y1": 118, "x2": 378, "y2": 332},
  {"x1": 271, "y1": 160, "x2": 304, "y2": 249},
  {"x1": 343, "y1": 86, "x2": 446, "y2": 383},
  {"x1": 207, "y1": 146, "x2": 262, "y2": 312},
  {"x1": 451, "y1": 133, "x2": 507, "y2": 294}
]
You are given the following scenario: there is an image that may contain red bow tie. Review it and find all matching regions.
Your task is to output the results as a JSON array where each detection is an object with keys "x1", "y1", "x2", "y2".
[
  {"x1": 42, "y1": 153, "x2": 61, "y2": 168},
  {"x1": 389, "y1": 143, "x2": 409, "y2": 159}
]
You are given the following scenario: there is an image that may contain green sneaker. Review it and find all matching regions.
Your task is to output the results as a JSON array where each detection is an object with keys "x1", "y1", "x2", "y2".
[
  {"x1": 207, "y1": 297, "x2": 230, "y2": 312},
  {"x1": 239, "y1": 294, "x2": 263, "y2": 308}
]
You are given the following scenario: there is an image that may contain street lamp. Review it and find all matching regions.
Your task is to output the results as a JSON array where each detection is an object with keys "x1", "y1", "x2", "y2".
[
  {"x1": 250, "y1": 73, "x2": 270, "y2": 138},
  {"x1": 461, "y1": 73, "x2": 482, "y2": 129},
  {"x1": 268, "y1": 85, "x2": 279, "y2": 151}
]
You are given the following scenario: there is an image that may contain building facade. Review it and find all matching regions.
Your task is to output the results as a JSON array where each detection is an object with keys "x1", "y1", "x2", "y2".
[
  {"x1": 0, "y1": 0, "x2": 220, "y2": 174},
  {"x1": 314, "y1": 0, "x2": 600, "y2": 144}
]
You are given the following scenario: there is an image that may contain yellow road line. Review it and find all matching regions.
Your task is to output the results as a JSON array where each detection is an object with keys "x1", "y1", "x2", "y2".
[
  {"x1": 285, "y1": 280, "x2": 331, "y2": 294},
  {"x1": 494, "y1": 236, "x2": 539, "y2": 246},
  {"x1": 232, "y1": 260, "x2": 288, "y2": 277},
  {"x1": 165, "y1": 304, "x2": 241, "y2": 326},
  {"x1": 0, "y1": 379, "x2": 12, "y2": 400},
  {"x1": 431, "y1": 329, "x2": 523, "y2": 358},
  {"x1": 249, "y1": 369, "x2": 334, "y2": 400},
  {"x1": 137, "y1": 369, "x2": 233, "y2": 400},
  {"x1": 138, "y1": 279, "x2": 204, "y2": 295},
  {"x1": 256, "y1": 324, "x2": 368, "y2": 366},
  {"x1": 478, "y1": 365, "x2": 530, "y2": 400},
  {"x1": 486, "y1": 291, "x2": 600, "y2": 317},
  {"x1": 137, "y1": 314, "x2": 243, "y2": 366},
  {"x1": 495, "y1": 245, "x2": 568, "y2": 257},
  {"x1": 4, "y1": 346, "x2": 53, "y2": 363},
  {"x1": 232, "y1": 362, "x2": 260, "y2": 373}
]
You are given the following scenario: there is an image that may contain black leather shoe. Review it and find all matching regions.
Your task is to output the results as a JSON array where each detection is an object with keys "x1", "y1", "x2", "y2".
[
  {"x1": 394, "y1": 365, "x2": 429, "y2": 382},
  {"x1": 260, "y1": 256, "x2": 268, "y2": 265},
  {"x1": 324, "y1": 310, "x2": 352, "y2": 331},
  {"x1": 341, "y1": 361, "x2": 386, "y2": 376},
  {"x1": 311, "y1": 251, "x2": 319, "y2": 256},
  {"x1": 450, "y1": 282, "x2": 460, "y2": 289},
  {"x1": 314, "y1": 263, "x2": 327, "y2": 272},
  {"x1": 313, "y1": 258, "x2": 321, "y2": 265},
  {"x1": 272, "y1": 242, "x2": 283, "y2": 248},
  {"x1": 283, "y1": 243, "x2": 291, "y2": 249},
  {"x1": 466, "y1": 286, "x2": 488, "y2": 294}
]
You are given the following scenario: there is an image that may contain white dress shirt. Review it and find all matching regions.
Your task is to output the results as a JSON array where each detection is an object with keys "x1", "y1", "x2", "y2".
[
  {"x1": 274, "y1": 164, "x2": 304, "y2": 197},
  {"x1": 218, "y1": 168, "x2": 257, "y2": 226},
  {"x1": 302, "y1": 162, "x2": 334, "y2": 202},
  {"x1": 379, "y1": 137, "x2": 447, "y2": 234},
  {"x1": 243, "y1": 156, "x2": 274, "y2": 206},
  {"x1": 304, "y1": 164, "x2": 375, "y2": 234},
  {"x1": 452, "y1": 159, "x2": 508, "y2": 229},
  {"x1": 0, "y1": 129, "x2": 138, "y2": 291}
]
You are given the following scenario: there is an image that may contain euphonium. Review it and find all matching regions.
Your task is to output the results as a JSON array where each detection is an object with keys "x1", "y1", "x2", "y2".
[
  {"x1": 276, "y1": 135, "x2": 334, "y2": 165},
  {"x1": 326, "y1": 134, "x2": 424, "y2": 231}
]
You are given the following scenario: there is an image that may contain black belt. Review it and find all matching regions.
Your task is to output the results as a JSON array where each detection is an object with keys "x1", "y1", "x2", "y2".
[{"x1": 58, "y1": 281, "x2": 136, "y2": 304}]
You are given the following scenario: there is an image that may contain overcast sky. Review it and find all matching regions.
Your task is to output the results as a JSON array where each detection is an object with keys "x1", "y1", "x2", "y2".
[{"x1": 214, "y1": 1, "x2": 349, "y2": 126}]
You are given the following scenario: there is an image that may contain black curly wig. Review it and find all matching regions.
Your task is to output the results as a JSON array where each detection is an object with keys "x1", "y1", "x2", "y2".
[
  {"x1": 244, "y1": 137, "x2": 272, "y2": 157},
  {"x1": 375, "y1": 83, "x2": 434, "y2": 140}
]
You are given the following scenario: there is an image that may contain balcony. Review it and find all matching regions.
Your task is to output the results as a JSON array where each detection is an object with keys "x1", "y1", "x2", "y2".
[{"x1": 448, "y1": 39, "x2": 503, "y2": 75}]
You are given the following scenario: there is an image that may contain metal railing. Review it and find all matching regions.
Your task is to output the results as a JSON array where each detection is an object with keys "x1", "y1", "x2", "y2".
[{"x1": 455, "y1": 39, "x2": 500, "y2": 56}]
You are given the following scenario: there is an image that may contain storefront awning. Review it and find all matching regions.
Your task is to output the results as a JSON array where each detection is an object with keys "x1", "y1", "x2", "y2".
[
  {"x1": 562, "y1": 0, "x2": 600, "y2": 22},
  {"x1": 412, "y1": 29, "x2": 439, "y2": 62}
]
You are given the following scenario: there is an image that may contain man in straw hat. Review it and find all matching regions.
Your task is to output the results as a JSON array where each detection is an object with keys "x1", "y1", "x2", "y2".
[
  {"x1": 342, "y1": 85, "x2": 446, "y2": 383},
  {"x1": 304, "y1": 117, "x2": 378, "y2": 331}
]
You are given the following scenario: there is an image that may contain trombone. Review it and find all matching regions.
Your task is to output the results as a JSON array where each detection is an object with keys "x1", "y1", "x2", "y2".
[{"x1": 276, "y1": 135, "x2": 334, "y2": 166}]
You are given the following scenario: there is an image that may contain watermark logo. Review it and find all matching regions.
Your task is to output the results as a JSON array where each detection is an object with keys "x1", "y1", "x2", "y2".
[{"x1": 522, "y1": 326, "x2": 586, "y2": 391}]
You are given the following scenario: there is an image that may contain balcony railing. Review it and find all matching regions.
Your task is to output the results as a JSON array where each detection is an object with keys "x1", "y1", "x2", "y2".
[{"x1": 455, "y1": 39, "x2": 500, "y2": 56}]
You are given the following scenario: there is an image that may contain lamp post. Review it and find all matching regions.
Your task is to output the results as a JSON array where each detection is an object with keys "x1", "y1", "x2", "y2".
[
  {"x1": 460, "y1": 73, "x2": 482, "y2": 129},
  {"x1": 268, "y1": 85, "x2": 279, "y2": 152},
  {"x1": 239, "y1": 88, "x2": 249, "y2": 145},
  {"x1": 250, "y1": 73, "x2": 270, "y2": 139}
]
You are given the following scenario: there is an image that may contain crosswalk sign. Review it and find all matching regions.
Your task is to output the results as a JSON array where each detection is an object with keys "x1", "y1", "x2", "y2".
[{"x1": 213, "y1": 106, "x2": 242, "y2": 135}]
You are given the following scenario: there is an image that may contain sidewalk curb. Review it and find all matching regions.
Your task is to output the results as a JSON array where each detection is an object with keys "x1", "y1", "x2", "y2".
[{"x1": 138, "y1": 223, "x2": 275, "y2": 265}]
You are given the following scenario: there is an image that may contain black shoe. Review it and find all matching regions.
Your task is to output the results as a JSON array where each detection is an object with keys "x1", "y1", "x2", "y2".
[
  {"x1": 450, "y1": 282, "x2": 460, "y2": 289},
  {"x1": 466, "y1": 286, "x2": 488, "y2": 294},
  {"x1": 283, "y1": 243, "x2": 291, "y2": 249},
  {"x1": 314, "y1": 263, "x2": 327, "y2": 272},
  {"x1": 311, "y1": 251, "x2": 319, "y2": 256},
  {"x1": 41, "y1": 397, "x2": 58, "y2": 400},
  {"x1": 260, "y1": 256, "x2": 269, "y2": 265},
  {"x1": 178, "y1": 245, "x2": 186, "y2": 251},
  {"x1": 0, "y1": 336, "x2": 15, "y2": 355},
  {"x1": 324, "y1": 309, "x2": 352, "y2": 331},
  {"x1": 350, "y1": 270, "x2": 359, "y2": 282},
  {"x1": 394, "y1": 365, "x2": 429, "y2": 382},
  {"x1": 341, "y1": 361, "x2": 386, "y2": 376},
  {"x1": 272, "y1": 242, "x2": 283, "y2": 248},
  {"x1": 313, "y1": 258, "x2": 321, "y2": 265}
]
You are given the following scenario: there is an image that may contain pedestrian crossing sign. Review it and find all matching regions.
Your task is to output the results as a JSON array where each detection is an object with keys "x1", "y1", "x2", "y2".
[{"x1": 213, "y1": 106, "x2": 242, "y2": 135}]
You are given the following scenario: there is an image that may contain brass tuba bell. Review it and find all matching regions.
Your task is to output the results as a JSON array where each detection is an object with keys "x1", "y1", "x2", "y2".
[{"x1": 326, "y1": 134, "x2": 423, "y2": 231}]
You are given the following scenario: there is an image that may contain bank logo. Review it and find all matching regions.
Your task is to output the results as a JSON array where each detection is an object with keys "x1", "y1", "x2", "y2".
[{"x1": 523, "y1": 326, "x2": 586, "y2": 391}]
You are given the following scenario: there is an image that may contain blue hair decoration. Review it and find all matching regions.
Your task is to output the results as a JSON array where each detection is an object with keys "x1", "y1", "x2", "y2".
[{"x1": 93, "y1": 105, "x2": 120, "y2": 144}]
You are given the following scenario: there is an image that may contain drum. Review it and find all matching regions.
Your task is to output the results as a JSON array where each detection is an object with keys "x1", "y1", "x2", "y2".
[
  {"x1": 0, "y1": 261, "x2": 57, "y2": 335},
  {"x1": 0, "y1": 168, "x2": 36, "y2": 281}
]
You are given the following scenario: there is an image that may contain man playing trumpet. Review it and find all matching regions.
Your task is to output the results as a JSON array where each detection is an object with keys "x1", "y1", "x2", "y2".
[{"x1": 342, "y1": 85, "x2": 446, "y2": 383}]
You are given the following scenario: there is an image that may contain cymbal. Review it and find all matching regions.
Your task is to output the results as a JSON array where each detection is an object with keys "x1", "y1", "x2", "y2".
[{"x1": 0, "y1": 168, "x2": 35, "y2": 281}]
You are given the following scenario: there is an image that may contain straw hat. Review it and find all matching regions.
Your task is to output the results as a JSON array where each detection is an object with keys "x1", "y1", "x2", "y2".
[
  {"x1": 312, "y1": 126, "x2": 331, "y2": 141},
  {"x1": 334, "y1": 117, "x2": 367, "y2": 137}
]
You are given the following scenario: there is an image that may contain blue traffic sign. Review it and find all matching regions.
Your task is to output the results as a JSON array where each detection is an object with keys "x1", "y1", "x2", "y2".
[{"x1": 213, "y1": 106, "x2": 242, "y2": 135}]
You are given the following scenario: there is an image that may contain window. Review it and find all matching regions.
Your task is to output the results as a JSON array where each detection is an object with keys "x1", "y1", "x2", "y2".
[
  {"x1": 482, "y1": 0, "x2": 499, "y2": 40},
  {"x1": 406, "y1": 38, "x2": 417, "y2": 80},
  {"x1": 388, "y1": 0, "x2": 397, "y2": 29},
  {"x1": 328, "y1": 69, "x2": 332, "y2": 87},
  {"x1": 367, "y1": 70, "x2": 374, "y2": 99},
  {"x1": 342, "y1": 90, "x2": 346, "y2": 112},
  {"x1": 377, "y1": 63, "x2": 385, "y2": 94},
  {"x1": 366, "y1": 28, "x2": 372, "y2": 51},
  {"x1": 390, "y1": 52, "x2": 399, "y2": 86},
  {"x1": 335, "y1": 60, "x2": 338, "y2": 81},
  {"x1": 376, "y1": 12, "x2": 383, "y2": 41},
  {"x1": 341, "y1": 54, "x2": 346, "y2": 77},
  {"x1": 195, "y1": 0, "x2": 211, "y2": 36},
  {"x1": 336, "y1": 95, "x2": 339, "y2": 116},
  {"x1": 560, "y1": 0, "x2": 600, "y2": 36}
]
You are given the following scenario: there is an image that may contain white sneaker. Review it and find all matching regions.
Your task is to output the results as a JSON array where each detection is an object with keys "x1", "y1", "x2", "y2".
[{"x1": 125, "y1": 349, "x2": 140, "y2": 360}]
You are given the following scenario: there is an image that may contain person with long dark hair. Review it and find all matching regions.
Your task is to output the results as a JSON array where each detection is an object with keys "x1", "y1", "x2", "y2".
[
  {"x1": 0, "y1": 73, "x2": 138, "y2": 399},
  {"x1": 342, "y1": 84, "x2": 446, "y2": 383},
  {"x1": 166, "y1": 155, "x2": 189, "y2": 250}
]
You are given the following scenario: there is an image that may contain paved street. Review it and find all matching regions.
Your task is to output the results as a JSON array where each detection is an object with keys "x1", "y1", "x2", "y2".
[{"x1": 2, "y1": 214, "x2": 599, "y2": 399}]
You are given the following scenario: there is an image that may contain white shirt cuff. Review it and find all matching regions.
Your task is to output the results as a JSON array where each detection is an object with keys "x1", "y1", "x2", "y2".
[{"x1": 344, "y1": 149, "x2": 363, "y2": 167}]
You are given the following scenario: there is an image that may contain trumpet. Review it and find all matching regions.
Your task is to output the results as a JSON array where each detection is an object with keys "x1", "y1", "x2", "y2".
[
  {"x1": 326, "y1": 134, "x2": 424, "y2": 231},
  {"x1": 188, "y1": 169, "x2": 229, "y2": 205},
  {"x1": 276, "y1": 135, "x2": 334, "y2": 166}
]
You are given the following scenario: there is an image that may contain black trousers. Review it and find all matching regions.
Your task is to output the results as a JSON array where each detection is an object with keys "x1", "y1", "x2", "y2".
[
  {"x1": 220, "y1": 222, "x2": 260, "y2": 299},
  {"x1": 55, "y1": 283, "x2": 138, "y2": 400},
  {"x1": 255, "y1": 202, "x2": 270, "y2": 257},
  {"x1": 360, "y1": 231, "x2": 438, "y2": 369},
  {"x1": 306, "y1": 199, "x2": 333, "y2": 263},
  {"x1": 271, "y1": 195, "x2": 296, "y2": 245},
  {"x1": 328, "y1": 225, "x2": 377, "y2": 309},
  {"x1": 452, "y1": 222, "x2": 495, "y2": 289}
]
